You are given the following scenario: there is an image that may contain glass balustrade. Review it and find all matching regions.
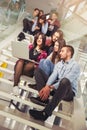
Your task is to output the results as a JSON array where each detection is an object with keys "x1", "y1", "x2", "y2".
[{"x1": 0, "y1": 0, "x2": 25, "y2": 42}]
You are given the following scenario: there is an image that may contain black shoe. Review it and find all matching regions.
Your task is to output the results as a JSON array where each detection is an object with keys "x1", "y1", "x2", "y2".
[
  {"x1": 23, "y1": 29, "x2": 27, "y2": 33},
  {"x1": 30, "y1": 96, "x2": 49, "y2": 106},
  {"x1": 29, "y1": 109, "x2": 48, "y2": 121},
  {"x1": 17, "y1": 32, "x2": 25, "y2": 41},
  {"x1": 28, "y1": 84, "x2": 37, "y2": 90}
]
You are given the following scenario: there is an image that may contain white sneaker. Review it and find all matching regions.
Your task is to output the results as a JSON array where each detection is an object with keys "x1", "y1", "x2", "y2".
[{"x1": 13, "y1": 86, "x2": 20, "y2": 96}]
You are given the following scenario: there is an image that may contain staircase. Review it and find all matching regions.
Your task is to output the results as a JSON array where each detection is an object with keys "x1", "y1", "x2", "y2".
[{"x1": 0, "y1": 2, "x2": 87, "y2": 129}]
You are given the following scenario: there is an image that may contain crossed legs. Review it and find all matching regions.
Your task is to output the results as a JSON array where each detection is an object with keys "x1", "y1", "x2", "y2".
[{"x1": 14, "y1": 59, "x2": 34, "y2": 86}]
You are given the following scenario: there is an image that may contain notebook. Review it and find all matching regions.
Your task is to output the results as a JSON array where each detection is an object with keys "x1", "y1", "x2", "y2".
[{"x1": 11, "y1": 40, "x2": 39, "y2": 64}]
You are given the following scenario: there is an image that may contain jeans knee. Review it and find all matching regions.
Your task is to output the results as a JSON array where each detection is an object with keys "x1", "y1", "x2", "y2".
[{"x1": 60, "y1": 78, "x2": 70, "y2": 86}]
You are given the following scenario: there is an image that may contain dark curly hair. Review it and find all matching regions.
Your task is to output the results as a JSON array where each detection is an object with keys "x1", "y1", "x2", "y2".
[
  {"x1": 38, "y1": 15, "x2": 46, "y2": 23},
  {"x1": 33, "y1": 32, "x2": 46, "y2": 50}
]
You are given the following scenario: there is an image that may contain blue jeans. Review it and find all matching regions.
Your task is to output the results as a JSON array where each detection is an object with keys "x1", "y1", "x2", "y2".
[{"x1": 39, "y1": 59, "x2": 54, "y2": 76}]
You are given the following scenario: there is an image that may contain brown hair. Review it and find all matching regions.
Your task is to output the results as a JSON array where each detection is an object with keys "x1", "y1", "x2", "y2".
[
  {"x1": 39, "y1": 15, "x2": 46, "y2": 23},
  {"x1": 51, "y1": 39, "x2": 66, "y2": 63},
  {"x1": 51, "y1": 12, "x2": 59, "y2": 18},
  {"x1": 39, "y1": 10, "x2": 44, "y2": 17},
  {"x1": 33, "y1": 32, "x2": 46, "y2": 50},
  {"x1": 57, "y1": 30, "x2": 64, "y2": 40},
  {"x1": 34, "y1": 8, "x2": 40, "y2": 17},
  {"x1": 34, "y1": 8, "x2": 39, "y2": 12},
  {"x1": 51, "y1": 29, "x2": 65, "y2": 49}
]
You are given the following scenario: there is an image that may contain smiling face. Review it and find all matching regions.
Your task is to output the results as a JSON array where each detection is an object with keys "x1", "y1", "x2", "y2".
[
  {"x1": 36, "y1": 35, "x2": 43, "y2": 46},
  {"x1": 52, "y1": 32, "x2": 60, "y2": 42},
  {"x1": 39, "y1": 10, "x2": 44, "y2": 17},
  {"x1": 34, "y1": 33, "x2": 46, "y2": 50},
  {"x1": 33, "y1": 9, "x2": 39, "y2": 17},
  {"x1": 39, "y1": 18, "x2": 44, "y2": 24},
  {"x1": 39, "y1": 15, "x2": 46, "y2": 24},
  {"x1": 51, "y1": 13, "x2": 58, "y2": 21}
]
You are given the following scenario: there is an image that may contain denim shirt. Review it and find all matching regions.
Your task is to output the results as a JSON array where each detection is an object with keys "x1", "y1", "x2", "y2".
[{"x1": 46, "y1": 59, "x2": 80, "y2": 95}]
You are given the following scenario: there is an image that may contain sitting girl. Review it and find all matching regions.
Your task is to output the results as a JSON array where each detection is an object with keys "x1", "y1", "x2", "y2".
[
  {"x1": 13, "y1": 32, "x2": 47, "y2": 95},
  {"x1": 46, "y1": 12, "x2": 60, "y2": 36},
  {"x1": 32, "y1": 15, "x2": 48, "y2": 35}
]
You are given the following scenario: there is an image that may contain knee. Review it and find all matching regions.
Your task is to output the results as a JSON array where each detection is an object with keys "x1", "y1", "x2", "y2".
[
  {"x1": 14, "y1": 59, "x2": 24, "y2": 70},
  {"x1": 60, "y1": 78, "x2": 70, "y2": 86},
  {"x1": 34, "y1": 68, "x2": 42, "y2": 76},
  {"x1": 15, "y1": 59, "x2": 25, "y2": 68},
  {"x1": 18, "y1": 59, "x2": 24, "y2": 64}
]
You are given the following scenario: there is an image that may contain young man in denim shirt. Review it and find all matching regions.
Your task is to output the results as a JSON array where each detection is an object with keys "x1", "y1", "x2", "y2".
[{"x1": 29, "y1": 45, "x2": 80, "y2": 121}]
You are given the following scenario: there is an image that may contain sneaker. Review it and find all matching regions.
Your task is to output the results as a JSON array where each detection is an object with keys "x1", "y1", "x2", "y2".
[
  {"x1": 30, "y1": 96, "x2": 49, "y2": 106},
  {"x1": 29, "y1": 109, "x2": 48, "y2": 121},
  {"x1": 13, "y1": 86, "x2": 20, "y2": 96}
]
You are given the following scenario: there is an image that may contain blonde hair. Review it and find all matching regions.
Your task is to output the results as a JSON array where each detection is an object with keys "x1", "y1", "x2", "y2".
[{"x1": 51, "y1": 12, "x2": 59, "y2": 18}]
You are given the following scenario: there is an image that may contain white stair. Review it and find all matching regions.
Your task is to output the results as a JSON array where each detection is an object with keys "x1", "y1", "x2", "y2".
[{"x1": 61, "y1": 8, "x2": 87, "y2": 42}]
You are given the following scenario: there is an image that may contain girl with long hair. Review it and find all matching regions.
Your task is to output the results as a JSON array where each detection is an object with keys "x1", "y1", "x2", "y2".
[{"x1": 13, "y1": 32, "x2": 47, "y2": 95}]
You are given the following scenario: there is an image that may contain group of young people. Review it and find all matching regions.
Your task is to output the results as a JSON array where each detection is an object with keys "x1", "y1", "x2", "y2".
[
  {"x1": 13, "y1": 29, "x2": 65, "y2": 94},
  {"x1": 23, "y1": 8, "x2": 60, "y2": 36},
  {"x1": 12, "y1": 7, "x2": 80, "y2": 122}
]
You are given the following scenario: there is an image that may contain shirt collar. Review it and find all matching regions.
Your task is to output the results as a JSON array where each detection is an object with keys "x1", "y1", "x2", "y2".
[{"x1": 62, "y1": 58, "x2": 73, "y2": 64}]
